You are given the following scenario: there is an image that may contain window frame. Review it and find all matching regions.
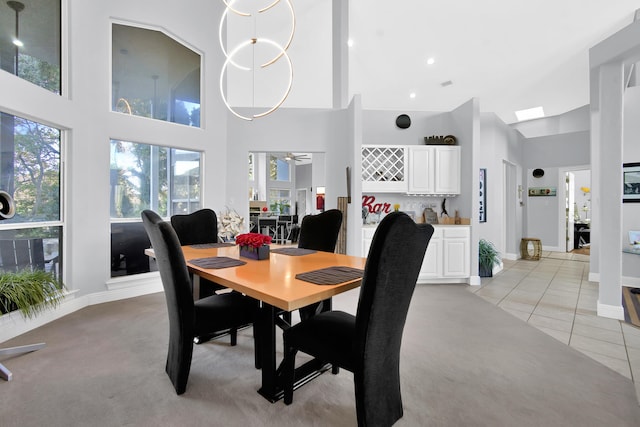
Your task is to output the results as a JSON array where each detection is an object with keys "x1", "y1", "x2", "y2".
[
  {"x1": 110, "y1": 20, "x2": 204, "y2": 128},
  {"x1": 0, "y1": 110, "x2": 65, "y2": 282}
]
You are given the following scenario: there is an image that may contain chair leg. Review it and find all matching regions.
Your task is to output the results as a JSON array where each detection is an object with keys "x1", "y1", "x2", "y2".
[
  {"x1": 283, "y1": 344, "x2": 297, "y2": 405},
  {"x1": 332, "y1": 365, "x2": 340, "y2": 375},
  {"x1": 230, "y1": 327, "x2": 237, "y2": 346}
]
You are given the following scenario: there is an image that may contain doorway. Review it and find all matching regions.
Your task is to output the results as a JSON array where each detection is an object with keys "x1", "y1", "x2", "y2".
[{"x1": 560, "y1": 167, "x2": 591, "y2": 254}]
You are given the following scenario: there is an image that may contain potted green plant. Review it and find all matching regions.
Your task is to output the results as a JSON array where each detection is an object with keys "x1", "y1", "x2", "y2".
[
  {"x1": 0, "y1": 270, "x2": 65, "y2": 318},
  {"x1": 479, "y1": 239, "x2": 500, "y2": 278}
]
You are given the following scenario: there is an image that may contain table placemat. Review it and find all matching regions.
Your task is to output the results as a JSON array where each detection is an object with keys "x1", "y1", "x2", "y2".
[
  {"x1": 189, "y1": 242, "x2": 235, "y2": 249},
  {"x1": 189, "y1": 256, "x2": 246, "y2": 269},
  {"x1": 271, "y1": 248, "x2": 317, "y2": 256},
  {"x1": 296, "y1": 266, "x2": 364, "y2": 285}
]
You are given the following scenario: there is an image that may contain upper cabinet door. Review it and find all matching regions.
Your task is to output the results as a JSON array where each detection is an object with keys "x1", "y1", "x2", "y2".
[
  {"x1": 407, "y1": 146, "x2": 434, "y2": 193},
  {"x1": 434, "y1": 146, "x2": 461, "y2": 194},
  {"x1": 407, "y1": 146, "x2": 460, "y2": 195}
]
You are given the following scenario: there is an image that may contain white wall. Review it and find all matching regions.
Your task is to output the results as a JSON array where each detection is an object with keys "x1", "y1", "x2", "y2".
[
  {"x1": 479, "y1": 113, "x2": 523, "y2": 259},
  {"x1": 588, "y1": 17, "x2": 640, "y2": 317},
  {"x1": 0, "y1": 1, "x2": 230, "y2": 297},
  {"x1": 295, "y1": 163, "x2": 312, "y2": 193},
  {"x1": 526, "y1": 168, "x2": 562, "y2": 249},
  {"x1": 520, "y1": 130, "x2": 590, "y2": 249},
  {"x1": 362, "y1": 110, "x2": 446, "y2": 146},
  {"x1": 225, "y1": 107, "x2": 352, "y2": 241}
]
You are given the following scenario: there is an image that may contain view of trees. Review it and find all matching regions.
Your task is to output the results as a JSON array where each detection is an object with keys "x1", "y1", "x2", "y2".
[
  {"x1": 12, "y1": 117, "x2": 61, "y2": 221},
  {"x1": 110, "y1": 140, "x2": 201, "y2": 219}
]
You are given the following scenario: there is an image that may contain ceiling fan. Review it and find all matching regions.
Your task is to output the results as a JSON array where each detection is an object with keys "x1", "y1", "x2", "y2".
[{"x1": 282, "y1": 152, "x2": 311, "y2": 163}]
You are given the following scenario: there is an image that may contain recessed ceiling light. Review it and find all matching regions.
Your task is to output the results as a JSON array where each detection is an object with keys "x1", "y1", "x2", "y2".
[
  {"x1": 426, "y1": 57, "x2": 435, "y2": 65},
  {"x1": 409, "y1": 93, "x2": 416, "y2": 99},
  {"x1": 12, "y1": 39, "x2": 23, "y2": 47},
  {"x1": 515, "y1": 106, "x2": 545, "y2": 121},
  {"x1": 347, "y1": 39, "x2": 354, "y2": 48}
]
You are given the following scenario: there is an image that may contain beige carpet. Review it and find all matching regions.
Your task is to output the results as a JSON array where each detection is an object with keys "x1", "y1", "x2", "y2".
[{"x1": 1, "y1": 286, "x2": 639, "y2": 426}]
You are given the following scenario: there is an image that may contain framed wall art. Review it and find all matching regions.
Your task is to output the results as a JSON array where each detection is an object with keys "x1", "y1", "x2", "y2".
[
  {"x1": 479, "y1": 168, "x2": 486, "y2": 222},
  {"x1": 623, "y1": 163, "x2": 640, "y2": 203}
]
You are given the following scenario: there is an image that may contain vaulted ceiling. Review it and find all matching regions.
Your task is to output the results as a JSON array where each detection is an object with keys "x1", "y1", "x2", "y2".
[
  {"x1": 3, "y1": 1, "x2": 638, "y2": 125},
  {"x1": 345, "y1": 0, "x2": 640, "y2": 123}
]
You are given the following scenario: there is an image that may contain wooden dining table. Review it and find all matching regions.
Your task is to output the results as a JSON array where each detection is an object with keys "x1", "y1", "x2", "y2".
[{"x1": 147, "y1": 243, "x2": 367, "y2": 402}]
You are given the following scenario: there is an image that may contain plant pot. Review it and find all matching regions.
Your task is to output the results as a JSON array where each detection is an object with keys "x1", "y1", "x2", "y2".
[
  {"x1": 479, "y1": 264, "x2": 493, "y2": 277},
  {"x1": 239, "y1": 244, "x2": 270, "y2": 260}
]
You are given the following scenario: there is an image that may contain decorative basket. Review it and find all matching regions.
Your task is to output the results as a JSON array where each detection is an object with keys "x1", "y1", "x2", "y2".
[{"x1": 424, "y1": 135, "x2": 457, "y2": 145}]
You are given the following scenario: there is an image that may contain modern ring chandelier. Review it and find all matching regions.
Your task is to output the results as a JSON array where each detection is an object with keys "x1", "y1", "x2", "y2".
[{"x1": 219, "y1": 0, "x2": 295, "y2": 121}]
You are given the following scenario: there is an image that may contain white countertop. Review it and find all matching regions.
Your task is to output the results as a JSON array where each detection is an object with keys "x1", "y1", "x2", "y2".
[{"x1": 363, "y1": 223, "x2": 470, "y2": 228}]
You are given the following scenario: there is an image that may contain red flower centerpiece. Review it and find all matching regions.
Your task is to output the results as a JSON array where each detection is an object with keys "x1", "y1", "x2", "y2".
[{"x1": 236, "y1": 232, "x2": 272, "y2": 260}]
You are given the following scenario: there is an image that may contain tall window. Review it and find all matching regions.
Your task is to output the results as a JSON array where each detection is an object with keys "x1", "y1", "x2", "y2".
[
  {"x1": 269, "y1": 155, "x2": 290, "y2": 181},
  {"x1": 112, "y1": 23, "x2": 201, "y2": 127},
  {"x1": 109, "y1": 139, "x2": 201, "y2": 277},
  {"x1": 0, "y1": 0, "x2": 61, "y2": 94},
  {"x1": 269, "y1": 188, "x2": 291, "y2": 214},
  {"x1": 0, "y1": 111, "x2": 62, "y2": 278}
]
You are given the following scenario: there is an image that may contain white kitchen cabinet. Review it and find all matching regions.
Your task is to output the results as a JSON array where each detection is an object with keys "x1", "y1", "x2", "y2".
[
  {"x1": 362, "y1": 226, "x2": 376, "y2": 257},
  {"x1": 364, "y1": 224, "x2": 470, "y2": 283},
  {"x1": 418, "y1": 225, "x2": 470, "y2": 283},
  {"x1": 362, "y1": 145, "x2": 407, "y2": 193},
  {"x1": 442, "y1": 227, "x2": 470, "y2": 277},
  {"x1": 407, "y1": 146, "x2": 460, "y2": 195},
  {"x1": 418, "y1": 228, "x2": 442, "y2": 279}
]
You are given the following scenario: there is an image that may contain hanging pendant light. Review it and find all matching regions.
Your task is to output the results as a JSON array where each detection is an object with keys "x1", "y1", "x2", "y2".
[
  {"x1": 7, "y1": 1, "x2": 25, "y2": 76},
  {"x1": 219, "y1": 0, "x2": 295, "y2": 121}
]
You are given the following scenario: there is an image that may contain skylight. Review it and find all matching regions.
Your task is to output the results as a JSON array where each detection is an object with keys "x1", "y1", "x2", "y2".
[{"x1": 515, "y1": 106, "x2": 545, "y2": 121}]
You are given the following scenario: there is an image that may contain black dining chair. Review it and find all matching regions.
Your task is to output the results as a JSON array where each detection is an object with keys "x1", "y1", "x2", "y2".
[
  {"x1": 141, "y1": 210, "x2": 259, "y2": 395},
  {"x1": 171, "y1": 209, "x2": 226, "y2": 298},
  {"x1": 282, "y1": 212, "x2": 434, "y2": 427},
  {"x1": 296, "y1": 209, "x2": 343, "y2": 321}
]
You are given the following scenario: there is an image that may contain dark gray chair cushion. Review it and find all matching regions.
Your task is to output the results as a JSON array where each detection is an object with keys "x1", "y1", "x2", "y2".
[
  {"x1": 283, "y1": 212, "x2": 434, "y2": 426},
  {"x1": 297, "y1": 209, "x2": 343, "y2": 320},
  {"x1": 171, "y1": 208, "x2": 219, "y2": 245},
  {"x1": 142, "y1": 210, "x2": 258, "y2": 395},
  {"x1": 171, "y1": 208, "x2": 225, "y2": 298}
]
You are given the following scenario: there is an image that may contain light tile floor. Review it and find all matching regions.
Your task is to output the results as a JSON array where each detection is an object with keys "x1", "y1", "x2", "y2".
[{"x1": 467, "y1": 250, "x2": 640, "y2": 402}]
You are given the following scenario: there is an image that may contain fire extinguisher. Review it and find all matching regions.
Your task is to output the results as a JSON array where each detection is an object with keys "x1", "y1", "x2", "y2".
[{"x1": 316, "y1": 194, "x2": 325, "y2": 211}]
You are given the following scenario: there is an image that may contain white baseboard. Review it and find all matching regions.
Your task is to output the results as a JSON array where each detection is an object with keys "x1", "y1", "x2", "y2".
[
  {"x1": 584, "y1": 273, "x2": 640, "y2": 287},
  {"x1": 542, "y1": 245, "x2": 565, "y2": 253},
  {"x1": 0, "y1": 274, "x2": 163, "y2": 344},
  {"x1": 622, "y1": 276, "x2": 640, "y2": 287},
  {"x1": 597, "y1": 300, "x2": 625, "y2": 320},
  {"x1": 418, "y1": 277, "x2": 469, "y2": 285},
  {"x1": 503, "y1": 252, "x2": 518, "y2": 261},
  {"x1": 468, "y1": 275, "x2": 481, "y2": 286}
]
